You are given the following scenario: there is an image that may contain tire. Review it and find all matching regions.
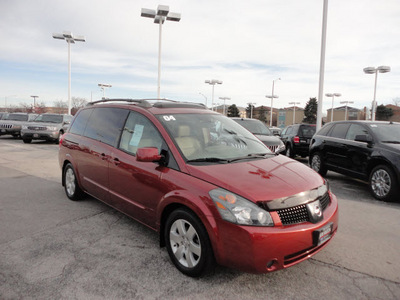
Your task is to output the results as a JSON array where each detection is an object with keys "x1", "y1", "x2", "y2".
[
  {"x1": 63, "y1": 163, "x2": 84, "y2": 201},
  {"x1": 164, "y1": 208, "x2": 215, "y2": 277},
  {"x1": 285, "y1": 144, "x2": 295, "y2": 158},
  {"x1": 369, "y1": 165, "x2": 398, "y2": 202},
  {"x1": 310, "y1": 152, "x2": 327, "y2": 176},
  {"x1": 55, "y1": 131, "x2": 63, "y2": 144},
  {"x1": 22, "y1": 138, "x2": 32, "y2": 144}
]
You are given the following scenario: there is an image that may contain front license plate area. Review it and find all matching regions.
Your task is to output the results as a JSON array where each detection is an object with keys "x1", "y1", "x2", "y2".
[
  {"x1": 313, "y1": 222, "x2": 333, "y2": 246},
  {"x1": 33, "y1": 133, "x2": 39, "y2": 138}
]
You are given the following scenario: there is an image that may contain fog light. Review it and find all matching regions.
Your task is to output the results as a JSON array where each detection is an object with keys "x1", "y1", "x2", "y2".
[{"x1": 266, "y1": 259, "x2": 278, "y2": 271}]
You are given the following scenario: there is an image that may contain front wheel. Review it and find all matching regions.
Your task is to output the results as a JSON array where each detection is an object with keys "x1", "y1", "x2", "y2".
[
  {"x1": 369, "y1": 165, "x2": 398, "y2": 202},
  {"x1": 310, "y1": 152, "x2": 327, "y2": 176},
  {"x1": 164, "y1": 208, "x2": 214, "y2": 277},
  {"x1": 22, "y1": 138, "x2": 32, "y2": 144},
  {"x1": 285, "y1": 145, "x2": 294, "y2": 158},
  {"x1": 63, "y1": 163, "x2": 84, "y2": 201}
]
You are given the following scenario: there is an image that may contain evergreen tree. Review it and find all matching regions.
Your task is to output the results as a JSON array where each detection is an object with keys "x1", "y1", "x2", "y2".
[
  {"x1": 303, "y1": 97, "x2": 318, "y2": 124},
  {"x1": 376, "y1": 104, "x2": 393, "y2": 120},
  {"x1": 227, "y1": 104, "x2": 240, "y2": 117},
  {"x1": 258, "y1": 106, "x2": 267, "y2": 123}
]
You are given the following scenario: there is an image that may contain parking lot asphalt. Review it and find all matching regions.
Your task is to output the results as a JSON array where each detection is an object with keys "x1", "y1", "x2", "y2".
[{"x1": 1, "y1": 136, "x2": 400, "y2": 299}]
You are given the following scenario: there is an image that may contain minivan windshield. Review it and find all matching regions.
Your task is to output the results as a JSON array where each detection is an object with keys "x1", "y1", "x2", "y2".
[
  {"x1": 233, "y1": 119, "x2": 272, "y2": 136},
  {"x1": 158, "y1": 113, "x2": 272, "y2": 162},
  {"x1": 34, "y1": 114, "x2": 63, "y2": 123},
  {"x1": 369, "y1": 123, "x2": 400, "y2": 143}
]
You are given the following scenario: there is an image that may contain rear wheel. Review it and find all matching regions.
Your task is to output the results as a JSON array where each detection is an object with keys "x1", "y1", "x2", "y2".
[
  {"x1": 285, "y1": 144, "x2": 294, "y2": 158},
  {"x1": 64, "y1": 163, "x2": 84, "y2": 201},
  {"x1": 164, "y1": 208, "x2": 214, "y2": 277},
  {"x1": 310, "y1": 152, "x2": 327, "y2": 176},
  {"x1": 369, "y1": 165, "x2": 398, "y2": 202}
]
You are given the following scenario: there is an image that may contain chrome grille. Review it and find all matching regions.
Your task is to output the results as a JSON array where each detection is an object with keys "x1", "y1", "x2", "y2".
[
  {"x1": 0, "y1": 124, "x2": 13, "y2": 129},
  {"x1": 268, "y1": 145, "x2": 279, "y2": 153},
  {"x1": 28, "y1": 126, "x2": 47, "y2": 131}
]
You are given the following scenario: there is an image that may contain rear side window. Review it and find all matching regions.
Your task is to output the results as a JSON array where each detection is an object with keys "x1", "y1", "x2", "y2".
[
  {"x1": 346, "y1": 124, "x2": 370, "y2": 141},
  {"x1": 329, "y1": 123, "x2": 350, "y2": 139},
  {"x1": 316, "y1": 123, "x2": 333, "y2": 136},
  {"x1": 84, "y1": 108, "x2": 129, "y2": 147},
  {"x1": 69, "y1": 109, "x2": 93, "y2": 136}
]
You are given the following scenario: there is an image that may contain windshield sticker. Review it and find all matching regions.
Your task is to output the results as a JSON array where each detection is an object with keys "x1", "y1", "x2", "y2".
[
  {"x1": 163, "y1": 115, "x2": 176, "y2": 121},
  {"x1": 129, "y1": 124, "x2": 144, "y2": 146},
  {"x1": 370, "y1": 125, "x2": 378, "y2": 127}
]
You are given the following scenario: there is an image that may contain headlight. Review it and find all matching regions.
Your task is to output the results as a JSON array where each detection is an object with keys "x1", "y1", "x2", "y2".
[
  {"x1": 209, "y1": 189, "x2": 274, "y2": 226},
  {"x1": 277, "y1": 141, "x2": 285, "y2": 152},
  {"x1": 22, "y1": 125, "x2": 28, "y2": 129},
  {"x1": 47, "y1": 126, "x2": 58, "y2": 131}
]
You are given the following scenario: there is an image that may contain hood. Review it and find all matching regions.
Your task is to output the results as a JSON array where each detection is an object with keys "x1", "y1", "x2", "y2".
[
  {"x1": 254, "y1": 134, "x2": 282, "y2": 146},
  {"x1": 186, "y1": 155, "x2": 324, "y2": 203}
]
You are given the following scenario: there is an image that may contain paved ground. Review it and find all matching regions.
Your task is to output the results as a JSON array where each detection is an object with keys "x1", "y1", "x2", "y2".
[{"x1": 1, "y1": 136, "x2": 399, "y2": 299}]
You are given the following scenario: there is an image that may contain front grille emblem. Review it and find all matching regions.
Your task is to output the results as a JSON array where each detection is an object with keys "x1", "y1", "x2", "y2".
[{"x1": 306, "y1": 200, "x2": 323, "y2": 223}]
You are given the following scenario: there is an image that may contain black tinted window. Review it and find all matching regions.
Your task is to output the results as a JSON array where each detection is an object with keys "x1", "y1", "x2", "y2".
[
  {"x1": 84, "y1": 107, "x2": 129, "y2": 147},
  {"x1": 346, "y1": 124, "x2": 369, "y2": 140},
  {"x1": 317, "y1": 123, "x2": 333, "y2": 136},
  {"x1": 329, "y1": 123, "x2": 350, "y2": 139},
  {"x1": 299, "y1": 125, "x2": 316, "y2": 137},
  {"x1": 69, "y1": 109, "x2": 93, "y2": 136}
]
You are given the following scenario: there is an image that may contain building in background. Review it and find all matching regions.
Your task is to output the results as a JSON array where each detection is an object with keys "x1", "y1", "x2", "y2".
[{"x1": 327, "y1": 106, "x2": 365, "y2": 122}]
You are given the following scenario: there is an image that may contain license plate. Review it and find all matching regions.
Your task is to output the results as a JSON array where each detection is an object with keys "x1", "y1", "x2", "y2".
[
  {"x1": 1, "y1": 129, "x2": 5, "y2": 133},
  {"x1": 313, "y1": 222, "x2": 333, "y2": 246},
  {"x1": 33, "y1": 134, "x2": 39, "y2": 138}
]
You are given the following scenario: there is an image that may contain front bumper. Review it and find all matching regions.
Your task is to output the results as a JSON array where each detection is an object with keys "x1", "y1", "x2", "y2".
[
  {"x1": 0, "y1": 127, "x2": 21, "y2": 136},
  {"x1": 211, "y1": 192, "x2": 338, "y2": 273},
  {"x1": 21, "y1": 131, "x2": 60, "y2": 141}
]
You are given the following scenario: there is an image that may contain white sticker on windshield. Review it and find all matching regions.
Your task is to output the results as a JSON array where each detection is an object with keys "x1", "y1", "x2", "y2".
[
  {"x1": 129, "y1": 124, "x2": 144, "y2": 146},
  {"x1": 370, "y1": 125, "x2": 377, "y2": 127},
  {"x1": 163, "y1": 115, "x2": 176, "y2": 121}
]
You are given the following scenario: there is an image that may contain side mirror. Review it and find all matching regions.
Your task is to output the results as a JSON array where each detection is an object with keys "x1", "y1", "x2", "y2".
[
  {"x1": 355, "y1": 134, "x2": 372, "y2": 143},
  {"x1": 136, "y1": 147, "x2": 162, "y2": 162}
]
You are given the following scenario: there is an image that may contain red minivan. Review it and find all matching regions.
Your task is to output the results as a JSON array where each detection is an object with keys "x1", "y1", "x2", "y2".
[{"x1": 59, "y1": 99, "x2": 338, "y2": 277}]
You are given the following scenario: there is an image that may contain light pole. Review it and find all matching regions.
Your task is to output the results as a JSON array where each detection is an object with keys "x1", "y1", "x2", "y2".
[
  {"x1": 266, "y1": 78, "x2": 280, "y2": 126},
  {"x1": 363, "y1": 66, "x2": 391, "y2": 121},
  {"x1": 4, "y1": 95, "x2": 16, "y2": 112},
  {"x1": 52, "y1": 31, "x2": 86, "y2": 115},
  {"x1": 325, "y1": 93, "x2": 341, "y2": 122},
  {"x1": 205, "y1": 79, "x2": 222, "y2": 111},
  {"x1": 98, "y1": 83, "x2": 112, "y2": 99},
  {"x1": 199, "y1": 92, "x2": 207, "y2": 108},
  {"x1": 289, "y1": 102, "x2": 300, "y2": 125},
  {"x1": 219, "y1": 97, "x2": 230, "y2": 115},
  {"x1": 141, "y1": 5, "x2": 181, "y2": 99},
  {"x1": 30, "y1": 95, "x2": 39, "y2": 111},
  {"x1": 247, "y1": 102, "x2": 256, "y2": 118},
  {"x1": 340, "y1": 101, "x2": 354, "y2": 120}
]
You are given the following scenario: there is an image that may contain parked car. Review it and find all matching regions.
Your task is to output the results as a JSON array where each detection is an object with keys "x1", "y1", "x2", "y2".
[
  {"x1": 21, "y1": 113, "x2": 73, "y2": 144},
  {"x1": 231, "y1": 118, "x2": 285, "y2": 154},
  {"x1": 310, "y1": 120, "x2": 400, "y2": 202},
  {"x1": 0, "y1": 112, "x2": 9, "y2": 120},
  {"x1": 59, "y1": 99, "x2": 338, "y2": 277},
  {"x1": 280, "y1": 124, "x2": 316, "y2": 158},
  {"x1": 269, "y1": 126, "x2": 282, "y2": 136},
  {"x1": 0, "y1": 113, "x2": 37, "y2": 138}
]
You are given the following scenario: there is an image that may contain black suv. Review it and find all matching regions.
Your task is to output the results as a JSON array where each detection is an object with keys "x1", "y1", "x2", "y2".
[
  {"x1": 309, "y1": 121, "x2": 400, "y2": 202},
  {"x1": 280, "y1": 124, "x2": 316, "y2": 158}
]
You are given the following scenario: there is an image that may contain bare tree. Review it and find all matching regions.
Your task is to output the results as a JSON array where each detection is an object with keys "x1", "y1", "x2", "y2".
[
  {"x1": 393, "y1": 97, "x2": 400, "y2": 106},
  {"x1": 71, "y1": 97, "x2": 88, "y2": 115},
  {"x1": 53, "y1": 100, "x2": 68, "y2": 114}
]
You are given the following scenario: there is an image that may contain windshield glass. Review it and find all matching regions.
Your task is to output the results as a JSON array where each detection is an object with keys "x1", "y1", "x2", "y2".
[
  {"x1": 233, "y1": 119, "x2": 272, "y2": 136},
  {"x1": 300, "y1": 125, "x2": 316, "y2": 137},
  {"x1": 34, "y1": 114, "x2": 63, "y2": 123},
  {"x1": 5, "y1": 114, "x2": 28, "y2": 121},
  {"x1": 158, "y1": 113, "x2": 271, "y2": 162},
  {"x1": 369, "y1": 123, "x2": 400, "y2": 142}
]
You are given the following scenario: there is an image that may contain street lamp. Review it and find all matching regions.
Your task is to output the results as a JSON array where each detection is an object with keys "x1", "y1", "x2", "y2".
[
  {"x1": 288, "y1": 101, "x2": 300, "y2": 125},
  {"x1": 4, "y1": 95, "x2": 16, "y2": 112},
  {"x1": 219, "y1": 97, "x2": 230, "y2": 115},
  {"x1": 363, "y1": 66, "x2": 391, "y2": 121},
  {"x1": 325, "y1": 93, "x2": 341, "y2": 122},
  {"x1": 199, "y1": 92, "x2": 207, "y2": 108},
  {"x1": 205, "y1": 79, "x2": 222, "y2": 111},
  {"x1": 98, "y1": 83, "x2": 112, "y2": 99},
  {"x1": 141, "y1": 5, "x2": 181, "y2": 99},
  {"x1": 52, "y1": 31, "x2": 86, "y2": 115},
  {"x1": 30, "y1": 95, "x2": 39, "y2": 111},
  {"x1": 340, "y1": 101, "x2": 354, "y2": 120},
  {"x1": 247, "y1": 102, "x2": 256, "y2": 118},
  {"x1": 266, "y1": 78, "x2": 280, "y2": 126}
]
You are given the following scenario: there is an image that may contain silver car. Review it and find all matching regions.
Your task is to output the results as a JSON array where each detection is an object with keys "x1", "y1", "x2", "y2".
[
  {"x1": 0, "y1": 113, "x2": 37, "y2": 138},
  {"x1": 21, "y1": 114, "x2": 73, "y2": 144}
]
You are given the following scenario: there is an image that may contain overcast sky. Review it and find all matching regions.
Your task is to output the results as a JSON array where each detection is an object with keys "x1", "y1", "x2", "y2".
[{"x1": 1, "y1": 0, "x2": 399, "y2": 113}]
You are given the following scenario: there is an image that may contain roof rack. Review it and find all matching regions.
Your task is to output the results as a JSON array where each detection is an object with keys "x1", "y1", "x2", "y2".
[{"x1": 86, "y1": 98, "x2": 207, "y2": 109}]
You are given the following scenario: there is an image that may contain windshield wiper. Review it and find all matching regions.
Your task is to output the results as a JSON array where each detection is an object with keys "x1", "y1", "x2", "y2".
[
  {"x1": 228, "y1": 153, "x2": 273, "y2": 163},
  {"x1": 186, "y1": 157, "x2": 230, "y2": 164},
  {"x1": 381, "y1": 140, "x2": 400, "y2": 144}
]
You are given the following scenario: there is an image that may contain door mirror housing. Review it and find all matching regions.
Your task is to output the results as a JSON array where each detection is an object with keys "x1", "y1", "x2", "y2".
[
  {"x1": 355, "y1": 134, "x2": 372, "y2": 143},
  {"x1": 136, "y1": 147, "x2": 162, "y2": 162}
]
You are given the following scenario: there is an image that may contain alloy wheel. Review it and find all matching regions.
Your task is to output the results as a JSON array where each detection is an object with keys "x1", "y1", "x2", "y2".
[{"x1": 371, "y1": 169, "x2": 391, "y2": 198}]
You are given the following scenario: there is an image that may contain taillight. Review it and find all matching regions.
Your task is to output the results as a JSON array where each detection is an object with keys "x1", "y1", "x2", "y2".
[
  {"x1": 294, "y1": 136, "x2": 300, "y2": 143},
  {"x1": 59, "y1": 133, "x2": 65, "y2": 147}
]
